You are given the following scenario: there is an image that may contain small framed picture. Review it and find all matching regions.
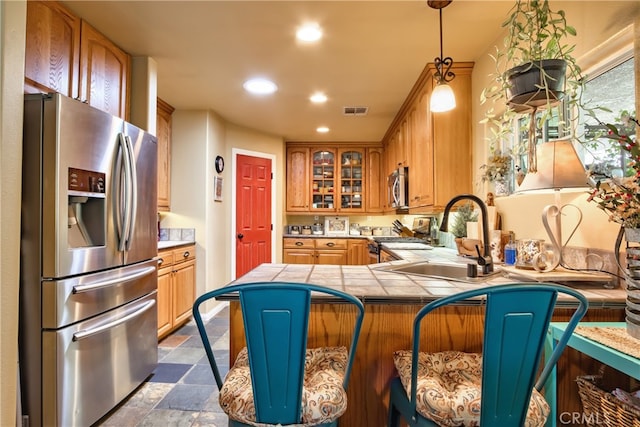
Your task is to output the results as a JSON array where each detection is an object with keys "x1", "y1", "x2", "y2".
[
  {"x1": 214, "y1": 176, "x2": 223, "y2": 202},
  {"x1": 325, "y1": 216, "x2": 349, "y2": 236}
]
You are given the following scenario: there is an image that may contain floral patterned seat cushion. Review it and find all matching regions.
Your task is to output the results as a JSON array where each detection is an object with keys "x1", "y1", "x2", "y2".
[
  {"x1": 393, "y1": 350, "x2": 550, "y2": 427},
  {"x1": 220, "y1": 346, "x2": 348, "y2": 426}
]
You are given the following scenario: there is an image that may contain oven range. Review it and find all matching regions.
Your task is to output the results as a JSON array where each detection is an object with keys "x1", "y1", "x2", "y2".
[{"x1": 368, "y1": 237, "x2": 432, "y2": 263}]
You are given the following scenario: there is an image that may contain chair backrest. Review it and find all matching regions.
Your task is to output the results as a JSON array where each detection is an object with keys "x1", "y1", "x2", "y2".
[
  {"x1": 408, "y1": 283, "x2": 588, "y2": 427},
  {"x1": 192, "y1": 281, "x2": 365, "y2": 425}
]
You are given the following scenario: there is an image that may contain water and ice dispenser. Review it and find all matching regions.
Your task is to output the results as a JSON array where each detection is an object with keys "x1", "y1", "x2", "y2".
[{"x1": 67, "y1": 167, "x2": 106, "y2": 248}]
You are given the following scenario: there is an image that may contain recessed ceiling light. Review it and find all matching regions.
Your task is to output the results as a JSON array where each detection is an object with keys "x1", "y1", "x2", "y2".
[
  {"x1": 310, "y1": 93, "x2": 327, "y2": 103},
  {"x1": 296, "y1": 24, "x2": 322, "y2": 42},
  {"x1": 316, "y1": 126, "x2": 329, "y2": 133},
  {"x1": 243, "y1": 78, "x2": 278, "y2": 95}
]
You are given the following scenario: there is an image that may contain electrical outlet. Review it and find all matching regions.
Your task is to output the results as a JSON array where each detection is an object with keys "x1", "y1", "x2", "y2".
[{"x1": 314, "y1": 216, "x2": 319, "y2": 221}]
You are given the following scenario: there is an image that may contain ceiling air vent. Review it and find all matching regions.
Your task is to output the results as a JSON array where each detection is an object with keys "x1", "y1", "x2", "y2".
[{"x1": 343, "y1": 106, "x2": 368, "y2": 116}]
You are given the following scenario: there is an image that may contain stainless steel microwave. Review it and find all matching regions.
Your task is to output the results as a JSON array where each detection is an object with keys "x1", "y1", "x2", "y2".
[{"x1": 388, "y1": 167, "x2": 409, "y2": 211}]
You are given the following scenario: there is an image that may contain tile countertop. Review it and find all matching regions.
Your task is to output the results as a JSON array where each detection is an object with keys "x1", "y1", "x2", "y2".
[
  {"x1": 157, "y1": 240, "x2": 195, "y2": 250},
  {"x1": 230, "y1": 247, "x2": 627, "y2": 307}
]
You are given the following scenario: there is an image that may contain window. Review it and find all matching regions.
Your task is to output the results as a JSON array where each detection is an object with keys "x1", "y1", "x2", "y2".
[{"x1": 577, "y1": 57, "x2": 635, "y2": 179}]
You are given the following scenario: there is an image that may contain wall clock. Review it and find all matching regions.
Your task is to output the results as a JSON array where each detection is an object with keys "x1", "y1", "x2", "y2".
[{"x1": 215, "y1": 156, "x2": 225, "y2": 173}]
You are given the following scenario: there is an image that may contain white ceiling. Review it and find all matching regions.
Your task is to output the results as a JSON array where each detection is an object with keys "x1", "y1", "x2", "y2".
[{"x1": 59, "y1": 1, "x2": 631, "y2": 143}]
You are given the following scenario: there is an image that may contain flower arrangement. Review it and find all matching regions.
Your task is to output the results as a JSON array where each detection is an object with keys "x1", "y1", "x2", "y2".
[
  {"x1": 480, "y1": 151, "x2": 512, "y2": 183},
  {"x1": 587, "y1": 115, "x2": 640, "y2": 228}
]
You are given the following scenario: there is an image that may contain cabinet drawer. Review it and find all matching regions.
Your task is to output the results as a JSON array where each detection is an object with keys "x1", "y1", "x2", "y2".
[
  {"x1": 173, "y1": 245, "x2": 195, "y2": 263},
  {"x1": 284, "y1": 238, "x2": 315, "y2": 249},
  {"x1": 157, "y1": 250, "x2": 174, "y2": 267},
  {"x1": 316, "y1": 239, "x2": 348, "y2": 250}
]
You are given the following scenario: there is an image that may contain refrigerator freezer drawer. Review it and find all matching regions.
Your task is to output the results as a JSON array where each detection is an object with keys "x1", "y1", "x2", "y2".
[
  {"x1": 41, "y1": 291, "x2": 158, "y2": 427},
  {"x1": 42, "y1": 259, "x2": 157, "y2": 329}
]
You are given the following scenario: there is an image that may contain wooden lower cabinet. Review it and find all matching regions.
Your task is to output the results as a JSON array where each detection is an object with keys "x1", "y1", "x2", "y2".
[
  {"x1": 157, "y1": 245, "x2": 196, "y2": 339},
  {"x1": 284, "y1": 237, "x2": 371, "y2": 265},
  {"x1": 347, "y1": 239, "x2": 370, "y2": 265}
]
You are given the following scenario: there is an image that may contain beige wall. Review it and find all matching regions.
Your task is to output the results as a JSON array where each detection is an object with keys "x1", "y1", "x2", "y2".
[
  {"x1": 1, "y1": 1, "x2": 26, "y2": 425},
  {"x1": 162, "y1": 112, "x2": 285, "y2": 314},
  {"x1": 472, "y1": 3, "x2": 640, "y2": 251}
]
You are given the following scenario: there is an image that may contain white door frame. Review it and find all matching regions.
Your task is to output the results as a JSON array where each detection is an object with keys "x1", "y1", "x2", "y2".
[{"x1": 230, "y1": 148, "x2": 276, "y2": 280}]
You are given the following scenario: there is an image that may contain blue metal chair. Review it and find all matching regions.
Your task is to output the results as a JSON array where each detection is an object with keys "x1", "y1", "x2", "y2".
[
  {"x1": 193, "y1": 282, "x2": 365, "y2": 427},
  {"x1": 387, "y1": 283, "x2": 588, "y2": 427}
]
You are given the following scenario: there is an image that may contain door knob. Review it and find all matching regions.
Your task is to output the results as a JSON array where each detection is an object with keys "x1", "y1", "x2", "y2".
[{"x1": 237, "y1": 233, "x2": 244, "y2": 239}]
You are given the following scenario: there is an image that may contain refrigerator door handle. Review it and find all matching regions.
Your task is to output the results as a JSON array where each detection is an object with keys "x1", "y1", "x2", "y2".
[
  {"x1": 115, "y1": 133, "x2": 128, "y2": 251},
  {"x1": 72, "y1": 265, "x2": 157, "y2": 294},
  {"x1": 72, "y1": 299, "x2": 156, "y2": 341},
  {"x1": 116, "y1": 133, "x2": 136, "y2": 252},
  {"x1": 124, "y1": 135, "x2": 138, "y2": 250}
]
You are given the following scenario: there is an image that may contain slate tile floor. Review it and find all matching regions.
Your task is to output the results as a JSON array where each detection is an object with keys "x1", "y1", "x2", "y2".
[{"x1": 95, "y1": 305, "x2": 230, "y2": 427}]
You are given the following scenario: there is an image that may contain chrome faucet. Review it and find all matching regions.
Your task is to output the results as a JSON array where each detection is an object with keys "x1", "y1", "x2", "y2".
[{"x1": 440, "y1": 194, "x2": 494, "y2": 274}]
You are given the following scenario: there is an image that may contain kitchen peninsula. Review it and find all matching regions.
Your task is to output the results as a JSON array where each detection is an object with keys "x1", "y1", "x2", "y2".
[{"x1": 225, "y1": 248, "x2": 628, "y2": 427}]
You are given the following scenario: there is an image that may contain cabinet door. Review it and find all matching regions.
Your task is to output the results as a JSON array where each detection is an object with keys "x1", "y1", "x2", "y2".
[
  {"x1": 315, "y1": 250, "x2": 348, "y2": 265},
  {"x1": 310, "y1": 148, "x2": 337, "y2": 212},
  {"x1": 24, "y1": 1, "x2": 80, "y2": 98},
  {"x1": 79, "y1": 21, "x2": 131, "y2": 119},
  {"x1": 172, "y1": 259, "x2": 196, "y2": 326},
  {"x1": 409, "y1": 87, "x2": 435, "y2": 208},
  {"x1": 283, "y1": 249, "x2": 315, "y2": 264},
  {"x1": 337, "y1": 149, "x2": 364, "y2": 213},
  {"x1": 366, "y1": 147, "x2": 384, "y2": 213},
  {"x1": 286, "y1": 147, "x2": 310, "y2": 211},
  {"x1": 432, "y1": 69, "x2": 473, "y2": 207},
  {"x1": 157, "y1": 98, "x2": 175, "y2": 211},
  {"x1": 347, "y1": 240, "x2": 369, "y2": 265},
  {"x1": 156, "y1": 265, "x2": 173, "y2": 338}
]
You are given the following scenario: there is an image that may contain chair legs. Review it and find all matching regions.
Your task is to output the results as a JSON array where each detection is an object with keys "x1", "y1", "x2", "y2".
[{"x1": 387, "y1": 376, "x2": 439, "y2": 427}]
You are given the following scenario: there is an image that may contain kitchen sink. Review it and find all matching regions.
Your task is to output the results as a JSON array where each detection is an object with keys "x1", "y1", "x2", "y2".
[{"x1": 378, "y1": 261, "x2": 503, "y2": 283}]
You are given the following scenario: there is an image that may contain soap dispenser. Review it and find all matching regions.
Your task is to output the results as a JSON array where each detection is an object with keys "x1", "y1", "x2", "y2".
[{"x1": 430, "y1": 217, "x2": 439, "y2": 246}]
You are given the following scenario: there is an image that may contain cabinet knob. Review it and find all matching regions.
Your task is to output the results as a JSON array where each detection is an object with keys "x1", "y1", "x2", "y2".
[
  {"x1": 326, "y1": 242, "x2": 335, "y2": 247},
  {"x1": 183, "y1": 251, "x2": 190, "y2": 258},
  {"x1": 157, "y1": 258, "x2": 164, "y2": 266},
  {"x1": 295, "y1": 241, "x2": 303, "y2": 246}
]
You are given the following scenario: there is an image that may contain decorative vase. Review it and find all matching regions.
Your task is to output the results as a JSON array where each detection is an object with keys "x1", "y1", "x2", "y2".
[
  {"x1": 493, "y1": 179, "x2": 511, "y2": 197},
  {"x1": 622, "y1": 227, "x2": 640, "y2": 339}
]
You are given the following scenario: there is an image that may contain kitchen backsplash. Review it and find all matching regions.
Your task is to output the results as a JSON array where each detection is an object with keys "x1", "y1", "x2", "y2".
[{"x1": 159, "y1": 227, "x2": 196, "y2": 242}]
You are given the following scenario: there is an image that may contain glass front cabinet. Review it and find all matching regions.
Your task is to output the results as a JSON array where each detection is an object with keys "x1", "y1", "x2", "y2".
[
  {"x1": 287, "y1": 145, "x2": 370, "y2": 213},
  {"x1": 311, "y1": 149, "x2": 336, "y2": 210},
  {"x1": 338, "y1": 149, "x2": 364, "y2": 211}
]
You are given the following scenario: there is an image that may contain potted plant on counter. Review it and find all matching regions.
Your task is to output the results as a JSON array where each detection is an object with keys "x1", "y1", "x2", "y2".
[{"x1": 449, "y1": 202, "x2": 482, "y2": 256}]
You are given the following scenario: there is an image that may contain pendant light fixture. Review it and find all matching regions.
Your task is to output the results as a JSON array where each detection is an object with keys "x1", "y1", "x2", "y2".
[{"x1": 428, "y1": 0, "x2": 455, "y2": 112}]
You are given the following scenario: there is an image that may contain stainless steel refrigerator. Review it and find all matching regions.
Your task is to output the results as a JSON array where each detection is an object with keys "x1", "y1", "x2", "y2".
[{"x1": 19, "y1": 93, "x2": 159, "y2": 427}]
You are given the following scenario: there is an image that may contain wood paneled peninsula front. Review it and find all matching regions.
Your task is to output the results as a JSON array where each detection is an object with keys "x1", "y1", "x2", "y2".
[{"x1": 224, "y1": 250, "x2": 627, "y2": 427}]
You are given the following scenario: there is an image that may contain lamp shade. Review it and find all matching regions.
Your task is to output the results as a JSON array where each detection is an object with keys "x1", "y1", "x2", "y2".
[
  {"x1": 516, "y1": 139, "x2": 588, "y2": 193},
  {"x1": 430, "y1": 83, "x2": 456, "y2": 112}
]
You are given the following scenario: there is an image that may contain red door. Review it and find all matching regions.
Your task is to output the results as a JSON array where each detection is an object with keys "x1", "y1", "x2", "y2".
[{"x1": 236, "y1": 154, "x2": 272, "y2": 278}]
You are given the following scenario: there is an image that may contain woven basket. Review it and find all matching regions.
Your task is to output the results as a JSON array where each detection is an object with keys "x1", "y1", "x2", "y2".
[{"x1": 576, "y1": 376, "x2": 640, "y2": 427}]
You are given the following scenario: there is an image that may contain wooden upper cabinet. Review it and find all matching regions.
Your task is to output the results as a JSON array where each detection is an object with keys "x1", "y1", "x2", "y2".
[
  {"x1": 336, "y1": 148, "x2": 364, "y2": 213},
  {"x1": 430, "y1": 64, "x2": 473, "y2": 209},
  {"x1": 286, "y1": 144, "x2": 382, "y2": 214},
  {"x1": 409, "y1": 86, "x2": 434, "y2": 208},
  {"x1": 157, "y1": 98, "x2": 175, "y2": 211},
  {"x1": 79, "y1": 21, "x2": 131, "y2": 119},
  {"x1": 286, "y1": 146, "x2": 310, "y2": 211},
  {"x1": 24, "y1": 1, "x2": 131, "y2": 120},
  {"x1": 383, "y1": 62, "x2": 474, "y2": 212},
  {"x1": 24, "y1": 1, "x2": 81, "y2": 98},
  {"x1": 366, "y1": 147, "x2": 384, "y2": 213}
]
